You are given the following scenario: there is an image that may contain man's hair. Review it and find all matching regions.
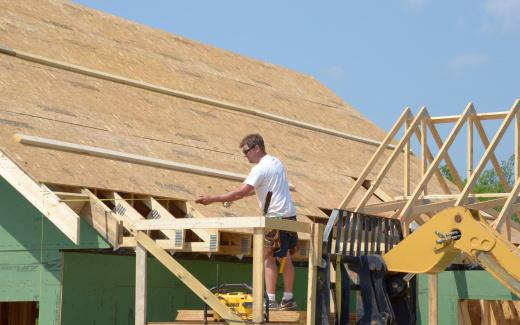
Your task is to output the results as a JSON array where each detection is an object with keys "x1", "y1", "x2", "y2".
[{"x1": 239, "y1": 134, "x2": 265, "y2": 152}]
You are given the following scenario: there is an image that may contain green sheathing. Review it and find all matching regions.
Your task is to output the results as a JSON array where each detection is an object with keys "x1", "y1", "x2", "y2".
[
  {"x1": 61, "y1": 252, "x2": 310, "y2": 324},
  {"x1": 417, "y1": 271, "x2": 519, "y2": 324},
  {"x1": 0, "y1": 178, "x2": 109, "y2": 324}
]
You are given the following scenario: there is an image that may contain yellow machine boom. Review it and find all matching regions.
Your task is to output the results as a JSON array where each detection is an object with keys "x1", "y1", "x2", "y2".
[{"x1": 383, "y1": 207, "x2": 520, "y2": 296}]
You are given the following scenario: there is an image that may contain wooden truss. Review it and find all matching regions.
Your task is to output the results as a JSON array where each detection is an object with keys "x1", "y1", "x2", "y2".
[
  {"x1": 0, "y1": 150, "x2": 321, "y2": 324},
  {"x1": 339, "y1": 99, "x2": 520, "y2": 241}
]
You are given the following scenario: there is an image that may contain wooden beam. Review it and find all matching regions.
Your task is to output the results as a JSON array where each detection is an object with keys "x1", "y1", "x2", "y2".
[
  {"x1": 411, "y1": 200, "x2": 456, "y2": 215},
  {"x1": 480, "y1": 300, "x2": 490, "y2": 325},
  {"x1": 0, "y1": 151, "x2": 80, "y2": 243},
  {"x1": 306, "y1": 223, "x2": 323, "y2": 325},
  {"x1": 425, "y1": 119, "x2": 464, "y2": 190},
  {"x1": 404, "y1": 116, "x2": 411, "y2": 197},
  {"x1": 412, "y1": 124, "x2": 452, "y2": 193},
  {"x1": 354, "y1": 107, "x2": 427, "y2": 211},
  {"x1": 430, "y1": 111, "x2": 509, "y2": 123},
  {"x1": 252, "y1": 228, "x2": 264, "y2": 323},
  {"x1": 473, "y1": 117, "x2": 511, "y2": 191},
  {"x1": 54, "y1": 191, "x2": 88, "y2": 213},
  {"x1": 465, "y1": 198, "x2": 508, "y2": 210},
  {"x1": 347, "y1": 200, "x2": 407, "y2": 214},
  {"x1": 121, "y1": 237, "x2": 214, "y2": 251},
  {"x1": 467, "y1": 115, "x2": 473, "y2": 179},
  {"x1": 495, "y1": 176, "x2": 520, "y2": 234},
  {"x1": 183, "y1": 202, "x2": 219, "y2": 249},
  {"x1": 401, "y1": 103, "x2": 474, "y2": 222},
  {"x1": 514, "y1": 107, "x2": 520, "y2": 181},
  {"x1": 338, "y1": 107, "x2": 411, "y2": 209},
  {"x1": 0, "y1": 46, "x2": 396, "y2": 149},
  {"x1": 264, "y1": 217, "x2": 311, "y2": 233},
  {"x1": 428, "y1": 274, "x2": 438, "y2": 325},
  {"x1": 138, "y1": 197, "x2": 191, "y2": 249},
  {"x1": 80, "y1": 188, "x2": 121, "y2": 248},
  {"x1": 421, "y1": 113, "x2": 428, "y2": 195},
  {"x1": 15, "y1": 134, "x2": 249, "y2": 183},
  {"x1": 133, "y1": 216, "x2": 311, "y2": 233},
  {"x1": 459, "y1": 300, "x2": 472, "y2": 325},
  {"x1": 135, "y1": 243, "x2": 147, "y2": 325},
  {"x1": 396, "y1": 193, "x2": 510, "y2": 200},
  {"x1": 135, "y1": 232, "x2": 244, "y2": 324},
  {"x1": 456, "y1": 99, "x2": 519, "y2": 205}
]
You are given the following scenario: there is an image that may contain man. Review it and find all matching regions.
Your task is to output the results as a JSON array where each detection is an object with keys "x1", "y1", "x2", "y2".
[{"x1": 196, "y1": 134, "x2": 298, "y2": 311}]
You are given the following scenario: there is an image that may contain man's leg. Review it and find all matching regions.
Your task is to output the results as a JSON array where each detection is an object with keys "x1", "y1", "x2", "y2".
[
  {"x1": 282, "y1": 253, "x2": 294, "y2": 292},
  {"x1": 264, "y1": 255, "x2": 279, "y2": 309},
  {"x1": 265, "y1": 255, "x2": 278, "y2": 295},
  {"x1": 280, "y1": 253, "x2": 298, "y2": 310}
]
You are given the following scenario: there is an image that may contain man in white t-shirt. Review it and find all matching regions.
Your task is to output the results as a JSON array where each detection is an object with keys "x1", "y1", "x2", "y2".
[{"x1": 196, "y1": 134, "x2": 298, "y2": 311}]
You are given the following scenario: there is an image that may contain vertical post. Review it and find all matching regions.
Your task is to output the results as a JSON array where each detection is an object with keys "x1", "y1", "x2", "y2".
[
  {"x1": 421, "y1": 116, "x2": 428, "y2": 196},
  {"x1": 480, "y1": 299, "x2": 490, "y2": 325},
  {"x1": 513, "y1": 111, "x2": 520, "y2": 183},
  {"x1": 252, "y1": 228, "x2": 265, "y2": 324},
  {"x1": 428, "y1": 274, "x2": 438, "y2": 325},
  {"x1": 404, "y1": 118, "x2": 411, "y2": 197},
  {"x1": 467, "y1": 115, "x2": 473, "y2": 180},
  {"x1": 135, "y1": 242, "x2": 147, "y2": 325},
  {"x1": 307, "y1": 223, "x2": 323, "y2": 325}
]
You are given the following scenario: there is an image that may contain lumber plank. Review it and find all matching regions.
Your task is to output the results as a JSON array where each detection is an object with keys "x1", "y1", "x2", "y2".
[
  {"x1": 430, "y1": 111, "x2": 508, "y2": 123},
  {"x1": 174, "y1": 310, "x2": 303, "y2": 322},
  {"x1": 428, "y1": 274, "x2": 438, "y2": 325},
  {"x1": 306, "y1": 223, "x2": 323, "y2": 325},
  {"x1": 16, "y1": 134, "x2": 249, "y2": 183},
  {"x1": 252, "y1": 228, "x2": 264, "y2": 323},
  {"x1": 355, "y1": 108, "x2": 427, "y2": 211},
  {"x1": 80, "y1": 188, "x2": 121, "y2": 248},
  {"x1": 473, "y1": 117, "x2": 511, "y2": 192},
  {"x1": 3, "y1": 47, "x2": 397, "y2": 150},
  {"x1": 135, "y1": 243, "x2": 147, "y2": 325},
  {"x1": 400, "y1": 102, "x2": 474, "y2": 222},
  {"x1": 456, "y1": 99, "x2": 519, "y2": 206},
  {"x1": 0, "y1": 151, "x2": 80, "y2": 244},
  {"x1": 338, "y1": 108, "x2": 411, "y2": 209},
  {"x1": 54, "y1": 191, "x2": 88, "y2": 213},
  {"x1": 135, "y1": 232, "x2": 244, "y2": 324},
  {"x1": 183, "y1": 202, "x2": 219, "y2": 248},
  {"x1": 495, "y1": 176, "x2": 520, "y2": 233},
  {"x1": 425, "y1": 118, "x2": 464, "y2": 190},
  {"x1": 458, "y1": 300, "x2": 472, "y2": 325}
]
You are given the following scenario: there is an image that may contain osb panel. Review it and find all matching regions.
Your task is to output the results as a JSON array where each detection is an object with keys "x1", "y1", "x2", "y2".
[
  {"x1": 0, "y1": 55, "x2": 448, "y2": 215},
  {"x1": 0, "y1": 1, "x2": 451, "y2": 219},
  {"x1": 0, "y1": 0, "x2": 387, "y2": 141}
]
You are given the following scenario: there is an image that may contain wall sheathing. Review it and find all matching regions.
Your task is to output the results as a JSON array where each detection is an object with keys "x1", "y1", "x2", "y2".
[
  {"x1": 417, "y1": 271, "x2": 519, "y2": 324},
  {"x1": 0, "y1": 178, "x2": 109, "y2": 324}
]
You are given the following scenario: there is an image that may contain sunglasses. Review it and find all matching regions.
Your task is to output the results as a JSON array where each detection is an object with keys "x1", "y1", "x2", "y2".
[{"x1": 242, "y1": 146, "x2": 255, "y2": 155}]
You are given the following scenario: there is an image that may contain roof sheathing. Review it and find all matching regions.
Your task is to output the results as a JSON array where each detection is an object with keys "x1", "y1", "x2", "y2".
[{"x1": 0, "y1": 0, "x2": 446, "y2": 217}]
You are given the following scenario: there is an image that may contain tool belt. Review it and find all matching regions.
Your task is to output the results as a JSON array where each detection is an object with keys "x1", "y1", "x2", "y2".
[{"x1": 264, "y1": 216, "x2": 298, "y2": 258}]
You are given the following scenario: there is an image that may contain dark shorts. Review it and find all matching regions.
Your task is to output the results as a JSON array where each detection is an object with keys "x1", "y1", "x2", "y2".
[{"x1": 264, "y1": 216, "x2": 299, "y2": 257}]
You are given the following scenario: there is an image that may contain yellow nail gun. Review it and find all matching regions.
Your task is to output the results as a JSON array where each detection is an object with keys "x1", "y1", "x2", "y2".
[{"x1": 203, "y1": 283, "x2": 269, "y2": 323}]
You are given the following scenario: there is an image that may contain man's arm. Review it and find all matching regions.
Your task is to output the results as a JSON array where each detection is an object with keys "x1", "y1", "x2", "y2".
[{"x1": 196, "y1": 183, "x2": 255, "y2": 205}]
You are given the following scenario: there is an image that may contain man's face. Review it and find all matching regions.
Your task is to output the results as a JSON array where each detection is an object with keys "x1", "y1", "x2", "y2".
[{"x1": 242, "y1": 144, "x2": 257, "y2": 163}]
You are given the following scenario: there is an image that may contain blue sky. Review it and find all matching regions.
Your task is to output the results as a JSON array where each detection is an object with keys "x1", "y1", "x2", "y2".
[{"x1": 73, "y1": 0, "x2": 519, "y2": 175}]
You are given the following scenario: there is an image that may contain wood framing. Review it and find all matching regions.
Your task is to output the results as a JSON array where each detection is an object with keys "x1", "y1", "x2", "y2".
[
  {"x1": 135, "y1": 243, "x2": 147, "y2": 325},
  {"x1": 0, "y1": 151, "x2": 80, "y2": 243},
  {"x1": 340, "y1": 99, "x2": 520, "y2": 242},
  {"x1": 135, "y1": 231, "x2": 245, "y2": 324}
]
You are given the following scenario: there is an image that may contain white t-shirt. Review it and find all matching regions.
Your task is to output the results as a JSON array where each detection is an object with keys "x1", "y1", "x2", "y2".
[{"x1": 243, "y1": 154, "x2": 296, "y2": 218}]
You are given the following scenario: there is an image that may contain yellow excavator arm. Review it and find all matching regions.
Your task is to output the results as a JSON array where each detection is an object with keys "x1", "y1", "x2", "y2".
[{"x1": 383, "y1": 207, "x2": 520, "y2": 296}]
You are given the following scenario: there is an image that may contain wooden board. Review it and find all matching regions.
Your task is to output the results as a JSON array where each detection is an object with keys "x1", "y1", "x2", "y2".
[{"x1": 0, "y1": 0, "x2": 448, "y2": 217}]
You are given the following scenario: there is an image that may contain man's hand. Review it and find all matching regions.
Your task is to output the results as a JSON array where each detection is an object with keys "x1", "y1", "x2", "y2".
[
  {"x1": 195, "y1": 184, "x2": 255, "y2": 206},
  {"x1": 195, "y1": 195, "x2": 215, "y2": 205}
]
